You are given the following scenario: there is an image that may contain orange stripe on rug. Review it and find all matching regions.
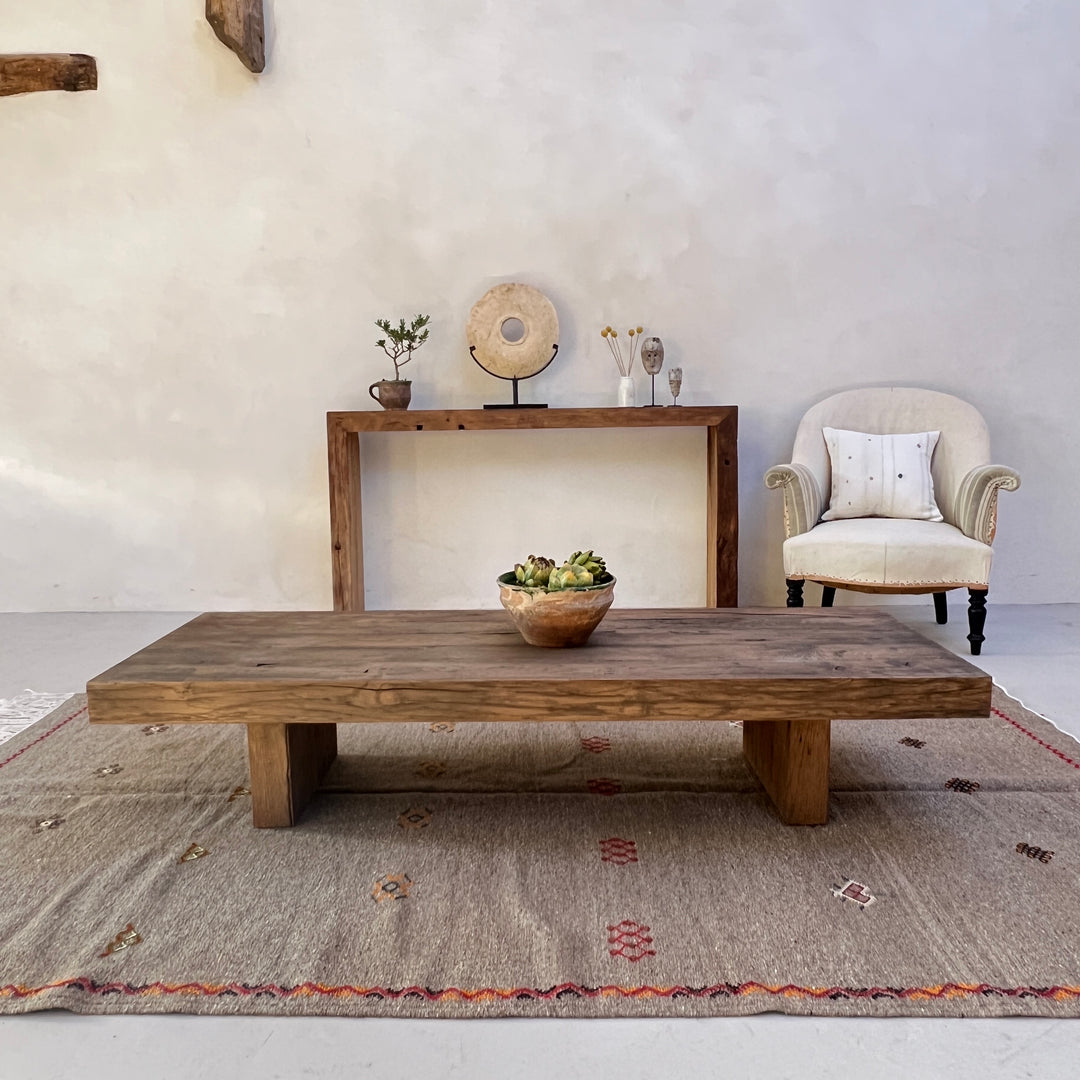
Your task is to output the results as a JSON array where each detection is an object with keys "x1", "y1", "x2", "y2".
[{"x1": 4, "y1": 978, "x2": 1079, "y2": 1004}]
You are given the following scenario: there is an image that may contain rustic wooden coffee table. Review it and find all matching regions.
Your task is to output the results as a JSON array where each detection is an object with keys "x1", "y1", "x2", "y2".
[{"x1": 86, "y1": 608, "x2": 990, "y2": 828}]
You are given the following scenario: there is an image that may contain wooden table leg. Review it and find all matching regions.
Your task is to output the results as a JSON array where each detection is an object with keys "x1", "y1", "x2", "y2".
[
  {"x1": 706, "y1": 414, "x2": 739, "y2": 607},
  {"x1": 247, "y1": 723, "x2": 338, "y2": 827},
  {"x1": 328, "y1": 416, "x2": 365, "y2": 612},
  {"x1": 742, "y1": 718, "x2": 830, "y2": 825}
]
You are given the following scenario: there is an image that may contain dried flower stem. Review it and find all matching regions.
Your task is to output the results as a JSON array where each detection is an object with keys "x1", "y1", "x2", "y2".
[
  {"x1": 611, "y1": 330, "x2": 626, "y2": 376},
  {"x1": 605, "y1": 337, "x2": 619, "y2": 374},
  {"x1": 602, "y1": 325, "x2": 628, "y2": 376},
  {"x1": 628, "y1": 325, "x2": 644, "y2": 373}
]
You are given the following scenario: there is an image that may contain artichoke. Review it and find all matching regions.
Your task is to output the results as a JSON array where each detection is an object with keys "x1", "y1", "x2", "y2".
[
  {"x1": 547, "y1": 563, "x2": 595, "y2": 591},
  {"x1": 567, "y1": 550, "x2": 607, "y2": 578},
  {"x1": 514, "y1": 555, "x2": 555, "y2": 588}
]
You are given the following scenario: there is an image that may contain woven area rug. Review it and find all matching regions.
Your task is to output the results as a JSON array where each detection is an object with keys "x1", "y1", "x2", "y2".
[{"x1": 2, "y1": 688, "x2": 1079, "y2": 1019}]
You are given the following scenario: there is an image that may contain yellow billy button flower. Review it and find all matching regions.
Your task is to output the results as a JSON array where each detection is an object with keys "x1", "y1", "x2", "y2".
[
  {"x1": 636, "y1": 326, "x2": 643, "y2": 333},
  {"x1": 628, "y1": 328, "x2": 636, "y2": 336}
]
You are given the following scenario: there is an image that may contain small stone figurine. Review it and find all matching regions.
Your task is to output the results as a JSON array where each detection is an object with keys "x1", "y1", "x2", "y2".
[{"x1": 639, "y1": 337, "x2": 664, "y2": 406}]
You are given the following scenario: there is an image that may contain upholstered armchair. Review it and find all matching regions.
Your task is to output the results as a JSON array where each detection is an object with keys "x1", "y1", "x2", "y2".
[{"x1": 764, "y1": 388, "x2": 1020, "y2": 655}]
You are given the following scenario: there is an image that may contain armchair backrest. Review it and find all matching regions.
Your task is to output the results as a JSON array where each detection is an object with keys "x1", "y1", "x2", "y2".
[{"x1": 791, "y1": 387, "x2": 991, "y2": 526}]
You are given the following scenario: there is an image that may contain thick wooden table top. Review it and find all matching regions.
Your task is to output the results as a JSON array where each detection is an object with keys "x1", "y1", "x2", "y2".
[
  {"x1": 86, "y1": 609, "x2": 991, "y2": 726},
  {"x1": 328, "y1": 405, "x2": 737, "y2": 432}
]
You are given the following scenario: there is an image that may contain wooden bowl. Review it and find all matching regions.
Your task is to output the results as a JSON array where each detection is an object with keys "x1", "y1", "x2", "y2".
[{"x1": 497, "y1": 572, "x2": 616, "y2": 648}]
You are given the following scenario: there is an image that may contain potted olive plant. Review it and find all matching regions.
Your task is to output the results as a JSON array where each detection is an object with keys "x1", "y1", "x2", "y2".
[{"x1": 370, "y1": 314, "x2": 431, "y2": 410}]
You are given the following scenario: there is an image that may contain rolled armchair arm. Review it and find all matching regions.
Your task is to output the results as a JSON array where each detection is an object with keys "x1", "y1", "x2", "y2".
[
  {"x1": 954, "y1": 465, "x2": 1021, "y2": 544},
  {"x1": 764, "y1": 463, "x2": 823, "y2": 538}
]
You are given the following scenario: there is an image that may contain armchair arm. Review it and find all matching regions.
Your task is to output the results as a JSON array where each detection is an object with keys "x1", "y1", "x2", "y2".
[
  {"x1": 954, "y1": 465, "x2": 1021, "y2": 544},
  {"x1": 764, "y1": 463, "x2": 823, "y2": 539}
]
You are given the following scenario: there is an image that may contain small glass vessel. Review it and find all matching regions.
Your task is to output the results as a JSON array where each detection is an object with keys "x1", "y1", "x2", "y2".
[{"x1": 668, "y1": 367, "x2": 683, "y2": 405}]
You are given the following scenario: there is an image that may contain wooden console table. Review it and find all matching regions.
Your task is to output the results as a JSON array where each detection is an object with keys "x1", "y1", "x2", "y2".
[{"x1": 326, "y1": 406, "x2": 738, "y2": 611}]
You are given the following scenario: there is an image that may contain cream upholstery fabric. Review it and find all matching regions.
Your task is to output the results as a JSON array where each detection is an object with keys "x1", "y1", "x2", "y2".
[
  {"x1": 788, "y1": 388, "x2": 991, "y2": 527},
  {"x1": 954, "y1": 464, "x2": 1022, "y2": 544},
  {"x1": 765, "y1": 388, "x2": 1019, "y2": 592},
  {"x1": 763, "y1": 463, "x2": 823, "y2": 538},
  {"x1": 783, "y1": 519, "x2": 992, "y2": 588}
]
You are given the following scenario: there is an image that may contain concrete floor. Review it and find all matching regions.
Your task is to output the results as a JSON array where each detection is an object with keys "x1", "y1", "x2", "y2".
[{"x1": 1, "y1": 603, "x2": 1078, "y2": 1079}]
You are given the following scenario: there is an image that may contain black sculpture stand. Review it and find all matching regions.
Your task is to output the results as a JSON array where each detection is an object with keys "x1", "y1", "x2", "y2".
[
  {"x1": 470, "y1": 345, "x2": 556, "y2": 409},
  {"x1": 643, "y1": 372, "x2": 660, "y2": 407},
  {"x1": 482, "y1": 376, "x2": 547, "y2": 410}
]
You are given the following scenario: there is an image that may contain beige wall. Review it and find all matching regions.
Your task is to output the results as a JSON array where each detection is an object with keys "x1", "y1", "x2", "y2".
[{"x1": 1, "y1": 1, "x2": 1074, "y2": 611}]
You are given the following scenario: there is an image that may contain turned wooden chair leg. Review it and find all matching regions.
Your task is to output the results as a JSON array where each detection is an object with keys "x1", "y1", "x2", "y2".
[
  {"x1": 786, "y1": 579, "x2": 805, "y2": 608},
  {"x1": 821, "y1": 585, "x2": 835, "y2": 608},
  {"x1": 933, "y1": 591, "x2": 948, "y2": 625},
  {"x1": 967, "y1": 588, "x2": 988, "y2": 655}
]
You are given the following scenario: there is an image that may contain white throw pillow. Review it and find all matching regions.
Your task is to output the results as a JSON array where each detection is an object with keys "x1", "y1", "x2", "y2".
[{"x1": 821, "y1": 427, "x2": 943, "y2": 522}]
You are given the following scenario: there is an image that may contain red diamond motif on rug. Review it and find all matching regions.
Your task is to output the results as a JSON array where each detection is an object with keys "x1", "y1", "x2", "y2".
[
  {"x1": 581, "y1": 736, "x2": 611, "y2": 754},
  {"x1": 599, "y1": 838, "x2": 638, "y2": 865},
  {"x1": 587, "y1": 778, "x2": 622, "y2": 796},
  {"x1": 607, "y1": 920, "x2": 655, "y2": 962}
]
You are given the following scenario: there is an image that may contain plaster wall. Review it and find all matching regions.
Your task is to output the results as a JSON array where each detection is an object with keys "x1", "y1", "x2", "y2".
[{"x1": 2, "y1": 1, "x2": 1076, "y2": 612}]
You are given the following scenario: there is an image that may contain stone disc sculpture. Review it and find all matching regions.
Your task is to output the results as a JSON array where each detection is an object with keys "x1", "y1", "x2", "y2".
[{"x1": 467, "y1": 283, "x2": 559, "y2": 381}]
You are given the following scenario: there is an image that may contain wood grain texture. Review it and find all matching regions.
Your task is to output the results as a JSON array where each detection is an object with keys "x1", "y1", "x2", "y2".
[
  {"x1": 328, "y1": 405, "x2": 737, "y2": 433},
  {"x1": 88, "y1": 608, "x2": 990, "y2": 828},
  {"x1": 326, "y1": 406, "x2": 740, "y2": 612},
  {"x1": 0, "y1": 54, "x2": 97, "y2": 96},
  {"x1": 87, "y1": 609, "x2": 991, "y2": 727},
  {"x1": 743, "y1": 718, "x2": 830, "y2": 825},
  {"x1": 205, "y1": 0, "x2": 265, "y2": 73},
  {"x1": 247, "y1": 722, "x2": 337, "y2": 827},
  {"x1": 706, "y1": 412, "x2": 738, "y2": 607},
  {"x1": 327, "y1": 416, "x2": 364, "y2": 612}
]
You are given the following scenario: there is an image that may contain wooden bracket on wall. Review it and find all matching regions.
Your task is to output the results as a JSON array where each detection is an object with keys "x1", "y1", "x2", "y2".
[
  {"x1": 206, "y1": 0, "x2": 266, "y2": 73},
  {"x1": 0, "y1": 54, "x2": 97, "y2": 97}
]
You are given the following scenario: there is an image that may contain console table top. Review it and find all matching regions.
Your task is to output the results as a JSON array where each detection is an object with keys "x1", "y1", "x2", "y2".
[{"x1": 328, "y1": 405, "x2": 737, "y2": 433}]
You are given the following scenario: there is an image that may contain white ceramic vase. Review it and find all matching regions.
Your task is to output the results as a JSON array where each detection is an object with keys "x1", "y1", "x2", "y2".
[{"x1": 617, "y1": 376, "x2": 636, "y2": 407}]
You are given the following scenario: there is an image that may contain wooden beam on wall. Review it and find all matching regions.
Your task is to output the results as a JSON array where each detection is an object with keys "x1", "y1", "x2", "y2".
[
  {"x1": 206, "y1": 0, "x2": 266, "y2": 73},
  {"x1": 0, "y1": 54, "x2": 97, "y2": 97}
]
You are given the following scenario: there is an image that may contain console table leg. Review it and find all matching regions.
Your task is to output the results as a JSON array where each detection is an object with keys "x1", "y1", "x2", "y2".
[
  {"x1": 247, "y1": 723, "x2": 338, "y2": 827},
  {"x1": 706, "y1": 417, "x2": 739, "y2": 608},
  {"x1": 742, "y1": 718, "x2": 830, "y2": 825},
  {"x1": 328, "y1": 418, "x2": 365, "y2": 612}
]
